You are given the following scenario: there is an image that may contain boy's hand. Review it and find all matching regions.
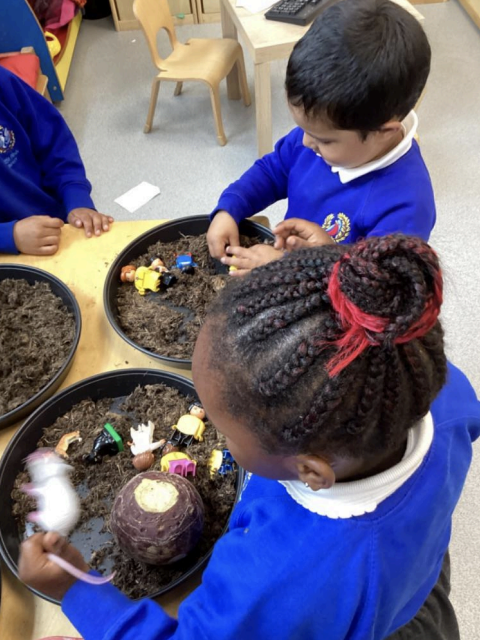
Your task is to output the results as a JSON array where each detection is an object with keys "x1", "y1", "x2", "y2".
[
  {"x1": 221, "y1": 244, "x2": 283, "y2": 276},
  {"x1": 19, "y1": 532, "x2": 89, "y2": 602},
  {"x1": 13, "y1": 216, "x2": 63, "y2": 256},
  {"x1": 274, "y1": 219, "x2": 335, "y2": 251},
  {"x1": 207, "y1": 211, "x2": 240, "y2": 259},
  {"x1": 67, "y1": 208, "x2": 114, "y2": 238}
]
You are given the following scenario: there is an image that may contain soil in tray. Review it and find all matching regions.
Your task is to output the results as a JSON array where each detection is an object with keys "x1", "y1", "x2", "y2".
[
  {"x1": 12, "y1": 383, "x2": 237, "y2": 599},
  {"x1": 115, "y1": 232, "x2": 268, "y2": 359},
  {"x1": 0, "y1": 279, "x2": 76, "y2": 416}
]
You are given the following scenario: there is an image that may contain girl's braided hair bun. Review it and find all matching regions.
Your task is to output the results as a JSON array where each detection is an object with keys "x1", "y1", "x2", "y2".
[
  {"x1": 326, "y1": 234, "x2": 443, "y2": 376},
  {"x1": 209, "y1": 235, "x2": 447, "y2": 457}
]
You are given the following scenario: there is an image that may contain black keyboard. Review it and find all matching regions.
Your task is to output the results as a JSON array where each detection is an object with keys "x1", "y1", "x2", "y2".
[{"x1": 265, "y1": 0, "x2": 326, "y2": 26}]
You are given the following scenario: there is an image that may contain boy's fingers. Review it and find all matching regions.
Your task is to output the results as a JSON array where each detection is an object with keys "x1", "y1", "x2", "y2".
[
  {"x1": 208, "y1": 237, "x2": 228, "y2": 260},
  {"x1": 274, "y1": 236, "x2": 287, "y2": 250},
  {"x1": 38, "y1": 244, "x2": 59, "y2": 256},
  {"x1": 286, "y1": 236, "x2": 310, "y2": 251},
  {"x1": 42, "y1": 217, "x2": 64, "y2": 229},
  {"x1": 43, "y1": 531, "x2": 67, "y2": 555},
  {"x1": 225, "y1": 246, "x2": 250, "y2": 259}
]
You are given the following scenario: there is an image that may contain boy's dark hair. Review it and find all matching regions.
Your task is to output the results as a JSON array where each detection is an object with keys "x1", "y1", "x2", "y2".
[
  {"x1": 207, "y1": 236, "x2": 446, "y2": 460},
  {"x1": 285, "y1": 0, "x2": 431, "y2": 132}
]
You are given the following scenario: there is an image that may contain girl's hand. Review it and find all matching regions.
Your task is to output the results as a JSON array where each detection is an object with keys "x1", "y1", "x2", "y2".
[
  {"x1": 13, "y1": 215, "x2": 63, "y2": 256},
  {"x1": 221, "y1": 244, "x2": 283, "y2": 275},
  {"x1": 273, "y1": 219, "x2": 334, "y2": 251},
  {"x1": 67, "y1": 208, "x2": 114, "y2": 238},
  {"x1": 19, "y1": 532, "x2": 89, "y2": 601},
  {"x1": 207, "y1": 211, "x2": 240, "y2": 259}
]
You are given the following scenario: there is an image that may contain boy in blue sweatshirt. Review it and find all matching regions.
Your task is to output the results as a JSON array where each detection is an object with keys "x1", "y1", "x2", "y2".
[
  {"x1": 0, "y1": 66, "x2": 113, "y2": 255},
  {"x1": 19, "y1": 235, "x2": 479, "y2": 639},
  {"x1": 208, "y1": 0, "x2": 435, "y2": 274}
]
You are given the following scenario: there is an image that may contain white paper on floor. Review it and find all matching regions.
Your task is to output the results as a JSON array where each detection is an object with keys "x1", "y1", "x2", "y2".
[{"x1": 114, "y1": 182, "x2": 160, "y2": 213}]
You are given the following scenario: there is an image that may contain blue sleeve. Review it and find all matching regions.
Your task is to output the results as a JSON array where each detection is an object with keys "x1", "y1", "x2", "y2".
[
  {"x1": 360, "y1": 148, "x2": 436, "y2": 241},
  {"x1": 8, "y1": 72, "x2": 95, "y2": 215},
  {"x1": 0, "y1": 220, "x2": 19, "y2": 254},
  {"x1": 62, "y1": 513, "x2": 370, "y2": 640},
  {"x1": 431, "y1": 362, "x2": 480, "y2": 442},
  {"x1": 211, "y1": 129, "x2": 302, "y2": 224}
]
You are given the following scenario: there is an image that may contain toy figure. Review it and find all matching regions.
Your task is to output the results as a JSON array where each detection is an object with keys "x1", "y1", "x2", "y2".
[
  {"x1": 129, "y1": 420, "x2": 164, "y2": 471},
  {"x1": 171, "y1": 402, "x2": 206, "y2": 446},
  {"x1": 120, "y1": 265, "x2": 136, "y2": 283},
  {"x1": 160, "y1": 451, "x2": 193, "y2": 473},
  {"x1": 174, "y1": 253, "x2": 198, "y2": 274},
  {"x1": 134, "y1": 266, "x2": 162, "y2": 296},
  {"x1": 209, "y1": 449, "x2": 235, "y2": 477},
  {"x1": 84, "y1": 423, "x2": 124, "y2": 464},
  {"x1": 55, "y1": 431, "x2": 82, "y2": 459},
  {"x1": 150, "y1": 257, "x2": 177, "y2": 288}
]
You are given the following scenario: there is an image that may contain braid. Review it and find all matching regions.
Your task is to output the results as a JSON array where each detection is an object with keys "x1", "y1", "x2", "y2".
[{"x1": 208, "y1": 235, "x2": 447, "y2": 459}]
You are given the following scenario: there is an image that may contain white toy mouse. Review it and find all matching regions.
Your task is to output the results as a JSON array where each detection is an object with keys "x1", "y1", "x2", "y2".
[{"x1": 22, "y1": 448, "x2": 114, "y2": 586}]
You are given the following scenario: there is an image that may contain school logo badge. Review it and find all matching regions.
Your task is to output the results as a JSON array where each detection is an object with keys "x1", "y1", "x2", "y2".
[
  {"x1": 0, "y1": 125, "x2": 15, "y2": 153},
  {"x1": 322, "y1": 213, "x2": 351, "y2": 243}
]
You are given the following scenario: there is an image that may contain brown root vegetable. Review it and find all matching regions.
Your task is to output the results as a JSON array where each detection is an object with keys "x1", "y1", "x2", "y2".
[{"x1": 110, "y1": 471, "x2": 204, "y2": 565}]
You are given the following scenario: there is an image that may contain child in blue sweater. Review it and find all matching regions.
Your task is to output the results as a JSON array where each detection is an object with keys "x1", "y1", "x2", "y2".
[
  {"x1": 0, "y1": 66, "x2": 113, "y2": 255},
  {"x1": 208, "y1": 0, "x2": 435, "y2": 274},
  {"x1": 19, "y1": 235, "x2": 480, "y2": 639}
]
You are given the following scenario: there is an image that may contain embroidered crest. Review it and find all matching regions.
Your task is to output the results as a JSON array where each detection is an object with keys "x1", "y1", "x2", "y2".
[
  {"x1": 0, "y1": 125, "x2": 15, "y2": 153},
  {"x1": 322, "y1": 213, "x2": 351, "y2": 243}
]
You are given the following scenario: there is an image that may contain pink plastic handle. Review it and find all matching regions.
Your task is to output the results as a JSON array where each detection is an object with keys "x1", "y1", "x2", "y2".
[{"x1": 47, "y1": 553, "x2": 115, "y2": 586}]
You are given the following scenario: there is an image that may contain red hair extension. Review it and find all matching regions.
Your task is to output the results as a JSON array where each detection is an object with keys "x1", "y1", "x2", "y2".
[{"x1": 325, "y1": 259, "x2": 443, "y2": 377}]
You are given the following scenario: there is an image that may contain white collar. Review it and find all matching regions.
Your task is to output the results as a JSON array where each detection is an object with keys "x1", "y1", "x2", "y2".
[
  {"x1": 329, "y1": 111, "x2": 418, "y2": 185},
  {"x1": 279, "y1": 411, "x2": 433, "y2": 519}
]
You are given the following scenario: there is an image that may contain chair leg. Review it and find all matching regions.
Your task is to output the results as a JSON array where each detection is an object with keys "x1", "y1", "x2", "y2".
[
  {"x1": 174, "y1": 82, "x2": 183, "y2": 96},
  {"x1": 209, "y1": 85, "x2": 227, "y2": 146},
  {"x1": 235, "y1": 53, "x2": 251, "y2": 107},
  {"x1": 144, "y1": 77, "x2": 161, "y2": 134}
]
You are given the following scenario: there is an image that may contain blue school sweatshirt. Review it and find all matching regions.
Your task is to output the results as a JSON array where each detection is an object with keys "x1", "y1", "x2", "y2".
[
  {"x1": 213, "y1": 127, "x2": 435, "y2": 243},
  {"x1": 0, "y1": 66, "x2": 94, "y2": 254},
  {"x1": 62, "y1": 362, "x2": 480, "y2": 640}
]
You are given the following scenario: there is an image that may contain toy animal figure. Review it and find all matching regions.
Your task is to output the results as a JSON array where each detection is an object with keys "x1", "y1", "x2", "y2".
[
  {"x1": 22, "y1": 448, "x2": 114, "y2": 586},
  {"x1": 171, "y1": 402, "x2": 206, "y2": 446},
  {"x1": 174, "y1": 253, "x2": 198, "y2": 274},
  {"x1": 134, "y1": 266, "x2": 162, "y2": 295},
  {"x1": 84, "y1": 423, "x2": 124, "y2": 464},
  {"x1": 55, "y1": 431, "x2": 82, "y2": 459},
  {"x1": 129, "y1": 421, "x2": 164, "y2": 471}
]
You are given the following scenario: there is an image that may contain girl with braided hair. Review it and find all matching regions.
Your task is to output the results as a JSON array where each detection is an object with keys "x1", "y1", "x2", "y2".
[{"x1": 20, "y1": 235, "x2": 480, "y2": 640}]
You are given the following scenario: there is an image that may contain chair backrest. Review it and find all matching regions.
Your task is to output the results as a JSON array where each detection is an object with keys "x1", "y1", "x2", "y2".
[{"x1": 133, "y1": 0, "x2": 179, "y2": 69}]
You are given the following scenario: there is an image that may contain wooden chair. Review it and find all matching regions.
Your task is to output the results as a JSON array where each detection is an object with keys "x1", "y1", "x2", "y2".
[{"x1": 133, "y1": 0, "x2": 251, "y2": 146}]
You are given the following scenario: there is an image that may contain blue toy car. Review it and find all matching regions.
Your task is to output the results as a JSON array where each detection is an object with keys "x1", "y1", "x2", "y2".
[{"x1": 174, "y1": 253, "x2": 198, "y2": 274}]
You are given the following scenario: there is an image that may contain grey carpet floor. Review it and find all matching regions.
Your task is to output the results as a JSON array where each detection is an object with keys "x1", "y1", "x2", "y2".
[{"x1": 58, "y1": 1, "x2": 480, "y2": 636}]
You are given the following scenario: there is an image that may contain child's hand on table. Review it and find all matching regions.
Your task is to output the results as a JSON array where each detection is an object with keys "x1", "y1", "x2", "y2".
[
  {"x1": 274, "y1": 219, "x2": 335, "y2": 251},
  {"x1": 67, "y1": 208, "x2": 114, "y2": 238},
  {"x1": 207, "y1": 211, "x2": 240, "y2": 259},
  {"x1": 221, "y1": 244, "x2": 283, "y2": 276},
  {"x1": 19, "y1": 531, "x2": 89, "y2": 601},
  {"x1": 13, "y1": 215, "x2": 64, "y2": 256}
]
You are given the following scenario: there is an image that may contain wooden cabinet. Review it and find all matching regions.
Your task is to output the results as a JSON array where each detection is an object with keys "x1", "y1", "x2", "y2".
[
  {"x1": 197, "y1": 0, "x2": 221, "y2": 23},
  {"x1": 109, "y1": 0, "x2": 197, "y2": 30}
]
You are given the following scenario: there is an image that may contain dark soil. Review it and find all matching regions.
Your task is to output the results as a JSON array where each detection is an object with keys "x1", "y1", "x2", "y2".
[
  {"x1": 116, "y1": 233, "x2": 265, "y2": 359},
  {"x1": 12, "y1": 383, "x2": 237, "y2": 599},
  {"x1": 0, "y1": 279, "x2": 76, "y2": 416}
]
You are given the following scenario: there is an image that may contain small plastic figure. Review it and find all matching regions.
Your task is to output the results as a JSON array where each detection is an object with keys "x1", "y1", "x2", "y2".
[
  {"x1": 209, "y1": 449, "x2": 235, "y2": 477},
  {"x1": 129, "y1": 421, "x2": 164, "y2": 456},
  {"x1": 55, "y1": 431, "x2": 82, "y2": 459},
  {"x1": 171, "y1": 402, "x2": 206, "y2": 446},
  {"x1": 134, "y1": 266, "x2": 162, "y2": 296},
  {"x1": 120, "y1": 265, "x2": 137, "y2": 283},
  {"x1": 84, "y1": 423, "x2": 124, "y2": 464},
  {"x1": 168, "y1": 458, "x2": 197, "y2": 477},
  {"x1": 174, "y1": 253, "x2": 198, "y2": 274},
  {"x1": 150, "y1": 258, "x2": 177, "y2": 289},
  {"x1": 160, "y1": 451, "x2": 192, "y2": 472}
]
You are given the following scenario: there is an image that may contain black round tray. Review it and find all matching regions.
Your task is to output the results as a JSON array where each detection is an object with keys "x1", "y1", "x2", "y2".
[
  {"x1": 0, "y1": 265, "x2": 82, "y2": 429},
  {"x1": 0, "y1": 368, "x2": 244, "y2": 605},
  {"x1": 104, "y1": 215, "x2": 274, "y2": 368}
]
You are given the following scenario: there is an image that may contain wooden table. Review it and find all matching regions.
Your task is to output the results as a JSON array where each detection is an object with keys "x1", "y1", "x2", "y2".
[
  {"x1": 219, "y1": 0, "x2": 425, "y2": 157},
  {"x1": 0, "y1": 221, "x2": 201, "y2": 640}
]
